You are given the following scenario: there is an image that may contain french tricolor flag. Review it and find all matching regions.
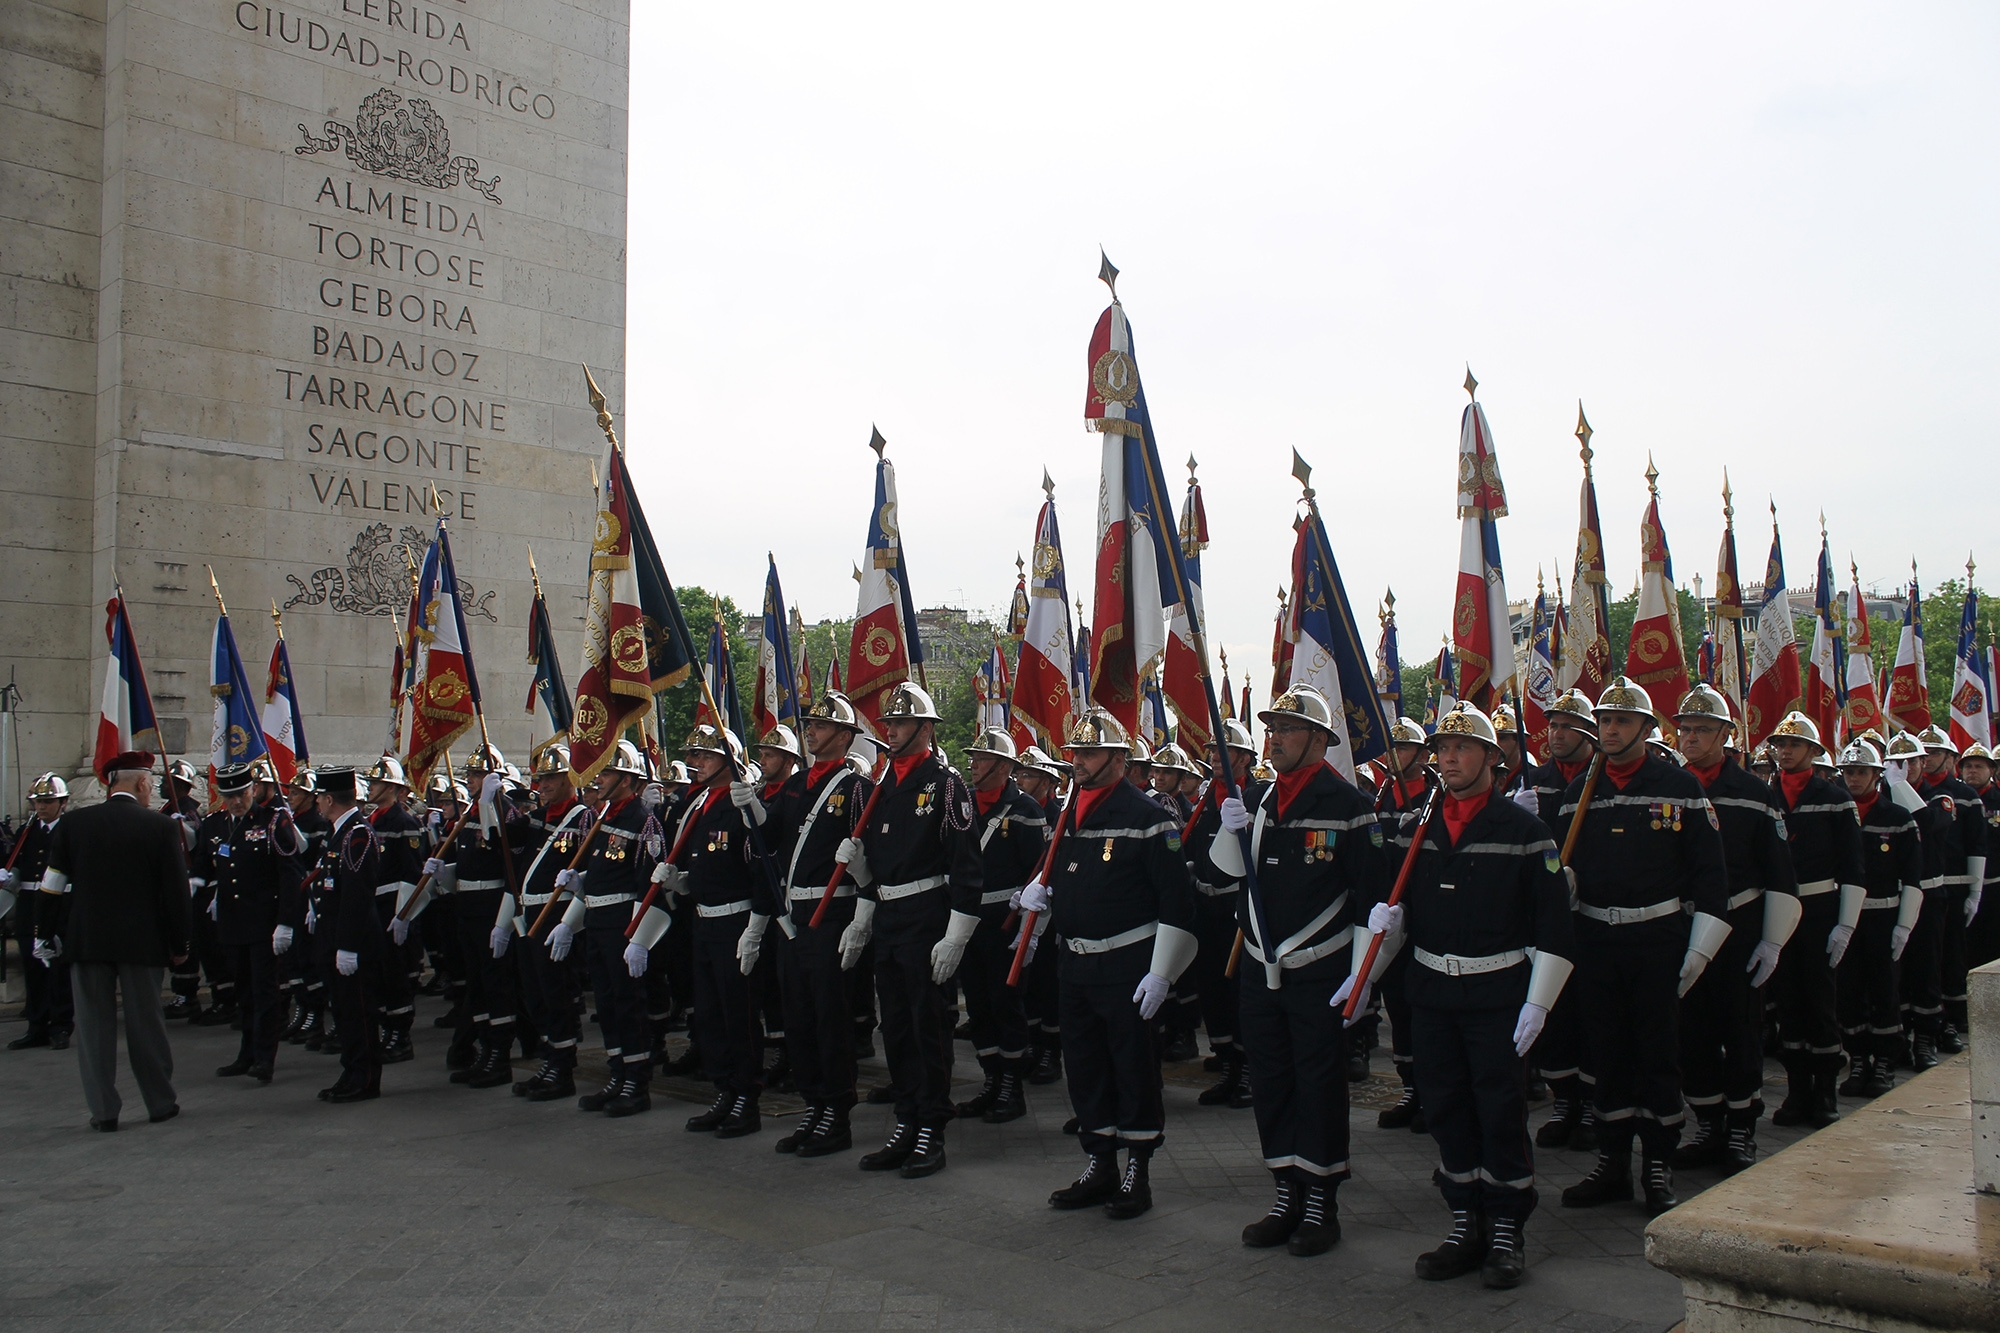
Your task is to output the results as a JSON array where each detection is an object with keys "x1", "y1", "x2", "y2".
[
  {"x1": 261, "y1": 629, "x2": 309, "y2": 784},
  {"x1": 846, "y1": 431, "x2": 921, "y2": 732},
  {"x1": 95, "y1": 593, "x2": 162, "y2": 780}
]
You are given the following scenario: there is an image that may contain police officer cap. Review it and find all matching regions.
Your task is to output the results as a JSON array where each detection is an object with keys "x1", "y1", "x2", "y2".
[
  {"x1": 316, "y1": 766, "x2": 361, "y2": 801},
  {"x1": 214, "y1": 762, "x2": 258, "y2": 795}
]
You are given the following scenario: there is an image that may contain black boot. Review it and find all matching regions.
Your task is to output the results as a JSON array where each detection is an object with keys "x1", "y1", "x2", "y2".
[
  {"x1": 1229, "y1": 1061, "x2": 1255, "y2": 1110},
  {"x1": 1027, "y1": 1043, "x2": 1063, "y2": 1086},
  {"x1": 715, "y1": 1094, "x2": 762, "y2": 1138},
  {"x1": 1346, "y1": 1048, "x2": 1371, "y2": 1083},
  {"x1": 1241, "y1": 1174, "x2": 1302, "y2": 1247},
  {"x1": 1286, "y1": 1182, "x2": 1338, "y2": 1255},
  {"x1": 1560, "y1": 1153, "x2": 1634, "y2": 1208},
  {"x1": 162, "y1": 995, "x2": 197, "y2": 1022},
  {"x1": 514, "y1": 1053, "x2": 559, "y2": 1098},
  {"x1": 955, "y1": 1065, "x2": 1002, "y2": 1119},
  {"x1": 1938, "y1": 1022, "x2": 1965, "y2": 1055},
  {"x1": 1913, "y1": 1032, "x2": 1938, "y2": 1071},
  {"x1": 777, "y1": 1105, "x2": 823, "y2": 1153},
  {"x1": 1673, "y1": 1109, "x2": 1725, "y2": 1168},
  {"x1": 604, "y1": 1078, "x2": 652, "y2": 1118},
  {"x1": 684, "y1": 1090, "x2": 733, "y2": 1131},
  {"x1": 1535, "y1": 1092, "x2": 1581, "y2": 1148},
  {"x1": 578, "y1": 1073, "x2": 626, "y2": 1113},
  {"x1": 982, "y1": 1067, "x2": 1027, "y2": 1123},
  {"x1": 1378, "y1": 1085, "x2": 1423, "y2": 1130},
  {"x1": 1771, "y1": 1063, "x2": 1814, "y2": 1126},
  {"x1": 1481, "y1": 1214, "x2": 1525, "y2": 1289},
  {"x1": 899, "y1": 1125, "x2": 947, "y2": 1178},
  {"x1": 289, "y1": 1005, "x2": 321, "y2": 1046},
  {"x1": 859, "y1": 1122, "x2": 917, "y2": 1172},
  {"x1": 1642, "y1": 1157, "x2": 1678, "y2": 1214},
  {"x1": 1161, "y1": 1030, "x2": 1198, "y2": 1064},
  {"x1": 1104, "y1": 1153, "x2": 1151, "y2": 1219},
  {"x1": 380, "y1": 1028, "x2": 415, "y2": 1064},
  {"x1": 1569, "y1": 1105, "x2": 1599, "y2": 1152},
  {"x1": 798, "y1": 1104, "x2": 853, "y2": 1157},
  {"x1": 1415, "y1": 1209, "x2": 1487, "y2": 1280},
  {"x1": 1862, "y1": 1054, "x2": 1897, "y2": 1098},
  {"x1": 1839, "y1": 1054, "x2": 1871, "y2": 1097},
  {"x1": 449, "y1": 1037, "x2": 489, "y2": 1084},
  {"x1": 1719, "y1": 1115, "x2": 1758, "y2": 1175},
  {"x1": 196, "y1": 998, "x2": 239, "y2": 1027},
  {"x1": 281, "y1": 997, "x2": 307, "y2": 1042},
  {"x1": 1199, "y1": 1054, "x2": 1244, "y2": 1107},
  {"x1": 1810, "y1": 1070, "x2": 1842, "y2": 1128},
  {"x1": 466, "y1": 1038, "x2": 513, "y2": 1089},
  {"x1": 526, "y1": 1059, "x2": 577, "y2": 1102},
  {"x1": 1050, "y1": 1153, "x2": 1120, "y2": 1209}
]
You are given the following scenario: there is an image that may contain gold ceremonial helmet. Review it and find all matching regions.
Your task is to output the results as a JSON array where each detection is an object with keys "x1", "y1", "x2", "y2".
[
  {"x1": 366, "y1": 754, "x2": 410, "y2": 788},
  {"x1": 1675, "y1": 683, "x2": 1732, "y2": 724},
  {"x1": 461, "y1": 744, "x2": 506, "y2": 780},
  {"x1": 287, "y1": 767, "x2": 318, "y2": 794},
  {"x1": 802, "y1": 691, "x2": 863, "y2": 731},
  {"x1": 1064, "y1": 707, "x2": 1132, "y2": 753},
  {"x1": 1960, "y1": 741, "x2": 1996, "y2": 763},
  {"x1": 167, "y1": 758, "x2": 200, "y2": 786},
  {"x1": 1837, "y1": 740, "x2": 1883, "y2": 770},
  {"x1": 1490, "y1": 702, "x2": 1520, "y2": 735},
  {"x1": 610, "y1": 739, "x2": 653, "y2": 779},
  {"x1": 1431, "y1": 700, "x2": 1501, "y2": 752},
  {"x1": 1883, "y1": 731, "x2": 1926, "y2": 763},
  {"x1": 877, "y1": 681, "x2": 941, "y2": 723},
  {"x1": 426, "y1": 770, "x2": 466, "y2": 804},
  {"x1": 1917, "y1": 725, "x2": 1957, "y2": 755},
  {"x1": 758, "y1": 725, "x2": 803, "y2": 762},
  {"x1": 1259, "y1": 685, "x2": 1340, "y2": 741},
  {"x1": 249, "y1": 756, "x2": 280, "y2": 787},
  {"x1": 1128, "y1": 733, "x2": 1154, "y2": 764},
  {"x1": 1389, "y1": 715, "x2": 1428, "y2": 747},
  {"x1": 1016, "y1": 744, "x2": 1065, "y2": 781},
  {"x1": 1593, "y1": 676, "x2": 1656, "y2": 721},
  {"x1": 531, "y1": 743, "x2": 572, "y2": 779},
  {"x1": 1547, "y1": 688, "x2": 1599, "y2": 734},
  {"x1": 965, "y1": 727, "x2": 1019, "y2": 761},
  {"x1": 1218, "y1": 718, "x2": 1256, "y2": 755},
  {"x1": 1151, "y1": 743, "x2": 1195, "y2": 776},
  {"x1": 1769, "y1": 711, "x2": 1826, "y2": 755}
]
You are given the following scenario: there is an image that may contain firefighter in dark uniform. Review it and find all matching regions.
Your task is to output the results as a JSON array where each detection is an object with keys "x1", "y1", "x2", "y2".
[
  {"x1": 1031, "y1": 707, "x2": 1197, "y2": 1221},
  {"x1": 363, "y1": 756, "x2": 424, "y2": 1064},
  {"x1": 1365, "y1": 702, "x2": 1575, "y2": 1288},
  {"x1": 660, "y1": 724, "x2": 770, "y2": 1137},
  {"x1": 762, "y1": 693, "x2": 874, "y2": 1156},
  {"x1": 420, "y1": 771, "x2": 474, "y2": 1071},
  {"x1": 314, "y1": 766, "x2": 387, "y2": 1103},
  {"x1": 7, "y1": 774, "x2": 72, "y2": 1050},
  {"x1": 196, "y1": 761, "x2": 305, "y2": 1082},
  {"x1": 281, "y1": 770, "x2": 331, "y2": 1047},
  {"x1": 841, "y1": 682, "x2": 984, "y2": 1179},
  {"x1": 1149, "y1": 745, "x2": 1197, "y2": 822},
  {"x1": 953, "y1": 727, "x2": 1048, "y2": 1126},
  {"x1": 304, "y1": 772, "x2": 346, "y2": 1058},
  {"x1": 1490, "y1": 704, "x2": 1531, "y2": 801},
  {"x1": 1763, "y1": 711, "x2": 1864, "y2": 1127},
  {"x1": 161, "y1": 760, "x2": 223, "y2": 1023},
  {"x1": 1183, "y1": 719, "x2": 1260, "y2": 1108},
  {"x1": 1669, "y1": 686, "x2": 1800, "y2": 1175},
  {"x1": 1556, "y1": 677, "x2": 1730, "y2": 1215},
  {"x1": 1013, "y1": 745, "x2": 1068, "y2": 1086},
  {"x1": 434, "y1": 747, "x2": 531, "y2": 1090},
  {"x1": 1515, "y1": 689, "x2": 1599, "y2": 1150},
  {"x1": 1959, "y1": 742, "x2": 2000, "y2": 974},
  {"x1": 550, "y1": 740, "x2": 663, "y2": 1118},
  {"x1": 1366, "y1": 716, "x2": 1433, "y2": 1125},
  {"x1": 1206, "y1": 685, "x2": 1387, "y2": 1255},
  {"x1": 747, "y1": 727, "x2": 803, "y2": 1092},
  {"x1": 1882, "y1": 732, "x2": 1944, "y2": 1066},
  {"x1": 1832, "y1": 740, "x2": 1925, "y2": 1098},
  {"x1": 1915, "y1": 725, "x2": 1987, "y2": 1057},
  {"x1": 509, "y1": 744, "x2": 594, "y2": 1102}
]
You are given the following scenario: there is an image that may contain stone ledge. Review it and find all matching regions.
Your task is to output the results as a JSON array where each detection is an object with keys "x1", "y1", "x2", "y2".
[{"x1": 1647, "y1": 1054, "x2": 1999, "y2": 1331}]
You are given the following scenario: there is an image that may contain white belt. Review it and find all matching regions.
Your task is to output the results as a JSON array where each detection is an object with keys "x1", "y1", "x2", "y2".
[
  {"x1": 1244, "y1": 893, "x2": 1348, "y2": 969},
  {"x1": 584, "y1": 893, "x2": 635, "y2": 908},
  {"x1": 981, "y1": 888, "x2": 1019, "y2": 906},
  {"x1": 1578, "y1": 898, "x2": 1682, "y2": 925},
  {"x1": 1415, "y1": 946, "x2": 1527, "y2": 977},
  {"x1": 458, "y1": 878, "x2": 507, "y2": 892},
  {"x1": 375, "y1": 879, "x2": 413, "y2": 898},
  {"x1": 521, "y1": 892, "x2": 555, "y2": 907},
  {"x1": 790, "y1": 884, "x2": 853, "y2": 902},
  {"x1": 1796, "y1": 878, "x2": 1838, "y2": 897},
  {"x1": 697, "y1": 899, "x2": 752, "y2": 918},
  {"x1": 1726, "y1": 888, "x2": 1762, "y2": 911},
  {"x1": 1193, "y1": 880, "x2": 1239, "y2": 897},
  {"x1": 1066, "y1": 922, "x2": 1158, "y2": 955},
  {"x1": 1862, "y1": 895, "x2": 1900, "y2": 910},
  {"x1": 1247, "y1": 925, "x2": 1353, "y2": 970},
  {"x1": 878, "y1": 875, "x2": 947, "y2": 902}
]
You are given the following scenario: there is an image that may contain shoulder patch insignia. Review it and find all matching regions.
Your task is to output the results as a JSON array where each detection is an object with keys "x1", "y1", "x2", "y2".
[
  {"x1": 1939, "y1": 795, "x2": 1955, "y2": 817},
  {"x1": 1773, "y1": 814, "x2": 1788, "y2": 840},
  {"x1": 1370, "y1": 827, "x2": 1384, "y2": 848},
  {"x1": 1544, "y1": 850, "x2": 1562, "y2": 875},
  {"x1": 1165, "y1": 832, "x2": 1181, "y2": 852},
  {"x1": 1706, "y1": 808, "x2": 1720, "y2": 831}
]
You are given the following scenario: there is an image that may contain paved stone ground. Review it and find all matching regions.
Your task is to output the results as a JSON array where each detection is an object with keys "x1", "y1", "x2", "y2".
[{"x1": 0, "y1": 981, "x2": 1834, "y2": 1333}]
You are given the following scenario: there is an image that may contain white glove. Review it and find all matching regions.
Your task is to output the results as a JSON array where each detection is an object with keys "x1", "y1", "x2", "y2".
[
  {"x1": 1890, "y1": 923, "x2": 1912, "y2": 961},
  {"x1": 729, "y1": 781, "x2": 767, "y2": 825},
  {"x1": 737, "y1": 913, "x2": 770, "y2": 976},
  {"x1": 1330, "y1": 972, "x2": 1372, "y2": 1025},
  {"x1": 1968, "y1": 887, "x2": 1985, "y2": 925},
  {"x1": 650, "y1": 862, "x2": 688, "y2": 896},
  {"x1": 423, "y1": 857, "x2": 444, "y2": 878},
  {"x1": 1744, "y1": 940, "x2": 1782, "y2": 988},
  {"x1": 1367, "y1": 902, "x2": 1404, "y2": 937},
  {"x1": 555, "y1": 868, "x2": 580, "y2": 892},
  {"x1": 490, "y1": 924, "x2": 512, "y2": 958},
  {"x1": 834, "y1": 837, "x2": 871, "y2": 887},
  {"x1": 1677, "y1": 913, "x2": 1731, "y2": 997},
  {"x1": 207, "y1": 895, "x2": 220, "y2": 921},
  {"x1": 1008, "y1": 886, "x2": 1024, "y2": 911},
  {"x1": 1826, "y1": 922, "x2": 1855, "y2": 968},
  {"x1": 481, "y1": 772, "x2": 504, "y2": 803},
  {"x1": 930, "y1": 910, "x2": 980, "y2": 985},
  {"x1": 1512, "y1": 787, "x2": 1541, "y2": 813},
  {"x1": 390, "y1": 915, "x2": 410, "y2": 946},
  {"x1": 1019, "y1": 879, "x2": 1050, "y2": 915},
  {"x1": 548, "y1": 921, "x2": 575, "y2": 961},
  {"x1": 336, "y1": 949, "x2": 358, "y2": 976},
  {"x1": 1219, "y1": 796, "x2": 1250, "y2": 832},
  {"x1": 623, "y1": 940, "x2": 648, "y2": 978},
  {"x1": 838, "y1": 897, "x2": 876, "y2": 970},
  {"x1": 1563, "y1": 866, "x2": 1578, "y2": 909},
  {"x1": 272, "y1": 924, "x2": 294, "y2": 955},
  {"x1": 641, "y1": 782, "x2": 665, "y2": 811},
  {"x1": 1017, "y1": 909, "x2": 1050, "y2": 966},
  {"x1": 1133, "y1": 972, "x2": 1171, "y2": 1020},
  {"x1": 32, "y1": 936, "x2": 59, "y2": 964},
  {"x1": 1512, "y1": 1002, "x2": 1548, "y2": 1056}
]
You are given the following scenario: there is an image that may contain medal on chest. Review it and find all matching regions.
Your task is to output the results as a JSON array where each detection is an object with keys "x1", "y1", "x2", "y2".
[{"x1": 1102, "y1": 837, "x2": 1114, "y2": 862}]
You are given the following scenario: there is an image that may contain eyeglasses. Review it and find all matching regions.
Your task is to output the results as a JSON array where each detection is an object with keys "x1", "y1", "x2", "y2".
[{"x1": 1266, "y1": 723, "x2": 1313, "y2": 738}]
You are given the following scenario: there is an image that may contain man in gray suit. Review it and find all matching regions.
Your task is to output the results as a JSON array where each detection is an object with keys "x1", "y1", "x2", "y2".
[{"x1": 38, "y1": 750, "x2": 193, "y2": 1131}]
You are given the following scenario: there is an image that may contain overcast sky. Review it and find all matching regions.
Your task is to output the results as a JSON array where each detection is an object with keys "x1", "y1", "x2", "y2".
[{"x1": 621, "y1": 2, "x2": 1999, "y2": 693}]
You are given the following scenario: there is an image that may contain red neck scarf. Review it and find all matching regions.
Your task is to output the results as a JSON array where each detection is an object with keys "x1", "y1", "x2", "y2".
[
  {"x1": 1274, "y1": 764, "x2": 1318, "y2": 819},
  {"x1": 1441, "y1": 787, "x2": 1491, "y2": 844},
  {"x1": 1395, "y1": 777, "x2": 1426, "y2": 807},
  {"x1": 1853, "y1": 789, "x2": 1879, "y2": 822},
  {"x1": 545, "y1": 796, "x2": 577, "y2": 823},
  {"x1": 1073, "y1": 782, "x2": 1116, "y2": 825},
  {"x1": 1687, "y1": 760, "x2": 1723, "y2": 788},
  {"x1": 807, "y1": 759, "x2": 845, "y2": 788},
  {"x1": 974, "y1": 785, "x2": 1006, "y2": 816},
  {"x1": 1556, "y1": 757, "x2": 1589, "y2": 784},
  {"x1": 890, "y1": 752, "x2": 927, "y2": 785},
  {"x1": 1777, "y1": 768, "x2": 1812, "y2": 807},
  {"x1": 1606, "y1": 754, "x2": 1646, "y2": 790}
]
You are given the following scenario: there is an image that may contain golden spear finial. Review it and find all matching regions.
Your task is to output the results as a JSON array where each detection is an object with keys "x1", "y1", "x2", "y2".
[
  {"x1": 270, "y1": 598, "x2": 283, "y2": 636},
  {"x1": 1645, "y1": 453, "x2": 1659, "y2": 496},
  {"x1": 1382, "y1": 587, "x2": 1396, "y2": 626},
  {"x1": 1463, "y1": 366, "x2": 1478, "y2": 401},
  {"x1": 868, "y1": 426, "x2": 887, "y2": 458},
  {"x1": 1722, "y1": 469, "x2": 1734, "y2": 525},
  {"x1": 1042, "y1": 468, "x2": 1056, "y2": 501},
  {"x1": 1187, "y1": 453, "x2": 1199, "y2": 483},
  {"x1": 583, "y1": 364, "x2": 620, "y2": 453},
  {"x1": 1098, "y1": 247, "x2": 1119, "y2": 302},
  {"x1": 1292, "y1": 449, "x2": 1314, "y2": 500},
  {"x1": 205, "y1": 566, "x2": 227, "y2": 617},
  {"x1": 527, "y1": 544, "x2": 544, "y2": 599},
  {"x1": 1576, "y1": 402, "x2": 1594, "y2": 473}
]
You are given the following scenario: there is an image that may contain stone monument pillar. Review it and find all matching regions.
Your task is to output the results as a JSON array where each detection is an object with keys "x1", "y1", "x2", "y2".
[{"x1": 3, "y1": 0, "x2": 628, "y2": 786}]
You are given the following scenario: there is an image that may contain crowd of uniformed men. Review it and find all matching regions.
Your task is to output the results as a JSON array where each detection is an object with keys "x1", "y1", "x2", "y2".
[{"x1": 5, "y1": 678, "x2": 1993, "y2": 1290}]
